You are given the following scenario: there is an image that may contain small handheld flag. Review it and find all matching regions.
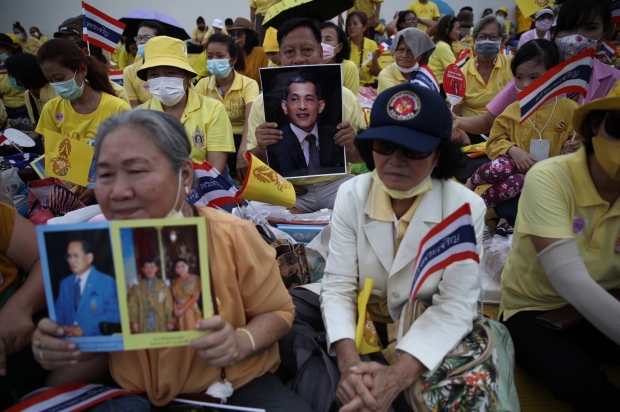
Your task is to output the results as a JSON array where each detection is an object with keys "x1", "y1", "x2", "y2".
[
  {"x1": 501, "y1": 48, "x2": 514, "y2": 56},
  {"x1": 355, "y1": 278, "x2": 383, "y2": 355},
  {"x1": 186, "y1": 161, "x2": 242, "y2": 207},
  {"x1": 411, "y1": 63, "x2": 440, "y2": 93},
  {"x1": 236, "y1": 152, "x2": 296, "y2": 208},
  {"x1": 378, "y1": 33, "x2": 397, "y2": 52},
  {"x1": 82, "y1": 2, "x2": 126, "y2": 53},
  {"x1": 408, "y1": 203, "x2": 479, "y2": 308},
  {"x1": 44, "y1": 129, "x2": 94, "y2": 187},
  {"x1": 597, "y1": 39, "x2": 618, "y2": 65},
  {"x1": 613, "y1": 0, "x2": 620, "y2": 24},
  {"x1": 455, "y1": 49, "x2": 471, "y2": 69},
  {"x1": 108, "y1": 70, "x2": 124, "y2": 86},
  {"x1": 518, "y1": 48, "x2": 595, "y2": 124}
]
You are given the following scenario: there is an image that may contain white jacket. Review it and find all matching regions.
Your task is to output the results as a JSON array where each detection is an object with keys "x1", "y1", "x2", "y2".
[{"x1": 320, "y1": 173, "x2": 486, "y2": 372}]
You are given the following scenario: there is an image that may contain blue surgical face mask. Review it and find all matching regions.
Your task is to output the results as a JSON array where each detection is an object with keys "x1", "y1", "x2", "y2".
[
  {"x1": 51, "y1": 70, "x2": 85, "y2": 100},
  {"x1": 207, "y1": 58, "x2": 232, "y2": 79},
  {"x1": 0, "y1": 52, "x2": 9, "y2": 62},
  {"x1": 137, "y1": 44, "x2": 145, "y2": 59},
  {"x1": 8, "y1": 76, "x2": 25, "y2": 91}
]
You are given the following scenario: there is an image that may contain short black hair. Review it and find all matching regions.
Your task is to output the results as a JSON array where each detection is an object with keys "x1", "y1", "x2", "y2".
[
  {"x1": 511, "y1": 39, "x2": 560, "y2": 75},
  {"x1": 207, "y1": 33, "x2": 246, "y2": 73},
  {"x1": 553, "y1": 0, "x2": 611, "y2": 39},
  {"x1": 174, "y1": 258, "x2": 189, "y2": 266},
  {"x1": 397, "y1": 11, "x2": 416, "y2": 31},
  {"x1": 4, "y1": 52, "x2": 47, "y2": 89},
  {"x1": 141, "y1": 258, "x2": 159, "y2": 267},
  {"x1": 482, "y1": 8, "x2": 493, "y2": 18},
  {"x1": 12, "y1": 21, "x2": 26, "y2": 34},
  {"x1": 197, "y1": 16, "x2": 205, "y2": 25},
  {"x1": 460, "y1": 6, "x2": 473, "y2": 12},
  {"x1": 318, "y1": 22, "x2": 350, "y2": 62},
  {"x1": 277, "y1": 18, "x2": 321, "y2": 47},
  {"x1": 68, "y1": 239, "x2": 92, "y2": 255},
  {"x1": 355, "y1": 138, "x2": 468, "y2": 180},
  {"x1": 138, "y1": 20, "x2": 165, "y2": 36},
  {"x1": 433, "y1": 15, "x2": 457, "y2": 45},
  {"x1": 282, "y1": 73, "x2": 323, "y2": 103},
  {"x1": 225, "y1": 18, "x2": 234, "y2": 26}
]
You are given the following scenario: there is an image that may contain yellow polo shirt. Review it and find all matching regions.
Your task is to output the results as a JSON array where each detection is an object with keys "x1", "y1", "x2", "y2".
[
  {"x1": 18, "y1": 36, "x2": 42, "y2": 54},
  {"x1": 342, "y1": 59, "x2": 360, "y2": 96},
  {"x1": 195, "y1": 72, "x2": 259, "y2": 135},
  {"x1": 347, "y1": 0, "x2": 384, "y2": 19},
  {"x1": 249, "y1": 0, "x2": 281, "y2": 15},
  {"x1": 349, "y1": 38, "x2": 382, "y2": 86},
  {"x1": 119, "y1": 50, "x2": 136, "y2": 70},
  {"x1": 139, "y1": 88, "x2": 235, "y2": 164},
  {"x1": 35, "y1": 92, "x2": 130, "y2": 142},
  {"x1": 192, "y1": 52, "x2": 210, "y2": 81},
  {"x1": 427, "y1": 41, "x2": 455, "y2": 84},
  {"x1": 24, "y1": 83, "x2": 56, "y2": 123},
  {"x1": 377, "y1": 63, "x2": 406, "y2": 94},
  {"x1": 123, "y1": 60, "x2": 152, "y2": 104},
  {"x1": 451, "y1": 34, "x2": 474, "y2": 57},
  {"x1": 192, "y1": 26, "x2": 208, "y2": 44},
  {"x1": 111, "y1": 41, "x2": 124, "y2": 64},
  {"x1": 500, "y1": 148, "x2": 620, "y2": 320},
  {"x1": 407, "y1": 0, "x2": 440, "y2": 32},
  {"x1": 0, "y1": 72, "x2": 26, "y2": 109},
  {"x1": 459, "y1": 55, "x2": 513, "y2": 118},
  {"x1": 110, "y1": 81, "x2": 130, "y2": 104},
  {"x1": 246, "y1": 87, "x2": 367, "y2": 185}
]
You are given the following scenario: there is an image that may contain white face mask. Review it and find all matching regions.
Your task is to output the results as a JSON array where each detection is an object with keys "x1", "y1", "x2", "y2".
[
  {"x1": 148, "y1": 76, "x2": 186, "y2": 106},
  {"x1": 395, "y1": 61, "x2": 419, "y2": 73},
  {"x1": 16, "y1": 33, "x2": 24, "y2": 40}
]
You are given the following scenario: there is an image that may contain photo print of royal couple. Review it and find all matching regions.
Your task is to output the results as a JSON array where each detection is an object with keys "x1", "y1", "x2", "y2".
[{"x1": 260, "y1": 65, "x2": 345, "y2": 179}]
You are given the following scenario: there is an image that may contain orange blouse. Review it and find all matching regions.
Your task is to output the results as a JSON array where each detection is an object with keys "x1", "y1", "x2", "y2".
[{"x1": 241, "y1": 46, "x2": 269, "y2": 88}]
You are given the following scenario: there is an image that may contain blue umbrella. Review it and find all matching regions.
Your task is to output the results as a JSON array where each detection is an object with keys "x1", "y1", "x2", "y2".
[
  {"x1": 120, "y1": 10, "x2": 190, "y2": 40},
  {"x1": 434, "y1": 0, "x2": 455, "y2": 16}
]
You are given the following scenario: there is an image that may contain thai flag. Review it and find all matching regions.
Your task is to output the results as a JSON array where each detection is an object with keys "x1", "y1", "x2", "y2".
[
  {"x1": 411, "y1": 63, "x2": 439, "y2": 93},
  {"x1": 502, "y1": 48, "x2": 514, "y2": 56},
  {"x1": 108, "y1": 70, "x2": 124, "y2": 86},
  {"x1": 597, "y1": 39, "x2": 617, "y2": 64},
  {"x1": 518, "y1": 48, "x2": 595, "y2": 124},
  {"x1": 82, "y1": 2, "x2": 125, "y2": 53},
  {"x1": 455, "y1": 49, "x2": 471, "y2": 69},
  {"x1": 378, "y1": 33, "x2": 397, "y2": 52},
  {"x1": 613, "y1": 0, "x2": 620, "y2": 24},
  {"x1": 408, "y1": 203, "x2": 479, "y2": 307},
  {"x1": 186, "y1": 161, "x2": 241, "y2": 207}
]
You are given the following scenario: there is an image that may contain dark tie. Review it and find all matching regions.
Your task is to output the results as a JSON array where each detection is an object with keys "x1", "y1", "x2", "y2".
[
  {"x1": 74, "y1": 278, "x2": 81, "y2": 311},
  {"x1": 305, "y1": 134, "x2": 320, "y2": 174}
]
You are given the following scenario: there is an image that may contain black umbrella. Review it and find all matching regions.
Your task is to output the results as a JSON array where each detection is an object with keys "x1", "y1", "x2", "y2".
[
  {"x1": 120, "y1": 10, "x2": 190, "y2": 41},
  {"x1": 262, "y1": 0, "x2": 354, "y2": 29}
]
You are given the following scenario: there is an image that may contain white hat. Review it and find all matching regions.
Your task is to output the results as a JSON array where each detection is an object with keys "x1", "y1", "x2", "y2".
[
  {"x1": 534, "y1": 8, "x2": 554, "y2": 19},
  {"x1": 213, "y1": 19, "x2": 224, "y2": 29}
]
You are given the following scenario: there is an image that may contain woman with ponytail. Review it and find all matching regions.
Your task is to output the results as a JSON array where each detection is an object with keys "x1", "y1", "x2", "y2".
[{"x1": 35, "y1": 39, "x2": 130, "y2": 204}]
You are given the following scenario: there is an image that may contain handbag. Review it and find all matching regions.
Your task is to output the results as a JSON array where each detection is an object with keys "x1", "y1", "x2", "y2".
[{"x1": 396, "y1": 300, "x2": 520, "y2": 412}]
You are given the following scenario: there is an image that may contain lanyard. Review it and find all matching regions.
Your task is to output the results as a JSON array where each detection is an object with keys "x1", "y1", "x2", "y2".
[{"x1": 528, "y1": 98, "x2": 558, "y2": 140}]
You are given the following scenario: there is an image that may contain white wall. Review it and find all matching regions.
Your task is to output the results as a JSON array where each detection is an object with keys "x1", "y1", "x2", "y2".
[{"x1": 1, "y1": 0, "x2": 517, "y2": 40}]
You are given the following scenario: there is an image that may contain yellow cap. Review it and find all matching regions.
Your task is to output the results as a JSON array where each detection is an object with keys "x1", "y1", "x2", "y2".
[
  {"x1": 573, "y1": 85, "x2": 620, "y2": 137},
  {"x1": 137, "y1": 36, "x2": 197, "y2": 81},
  {"x1": 497, "y1": 7, "x2": 509, "y2": 14},
  {"x1": 6, "y1": 33, "x2": 18, "y2": 43},
  {"x1": 263, "y1": 27, "x2": 279, "y2": 53}
]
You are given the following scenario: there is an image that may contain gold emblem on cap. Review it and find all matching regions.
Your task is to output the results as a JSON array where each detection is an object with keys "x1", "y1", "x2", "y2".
[{"x1": 387, "y1": 91, "x2": 421, "y2": 121}]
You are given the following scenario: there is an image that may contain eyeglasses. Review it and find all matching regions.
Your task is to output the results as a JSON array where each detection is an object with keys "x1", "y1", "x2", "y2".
[
  {"x1": 604, "y1": 111, "x2": 620, "y2": 139},
  {"x1": 371, "y1": 140, "x2": 433, "y2": 160},
  {"x1": 134, "y1": 35, "x2": 154, "y2": 42},
  {"x1": 229, "y1": 30, "x2": 245, "y2": 38},
  {"x1": 475, "y1": 33, "x2": 502, "y2": 41}
]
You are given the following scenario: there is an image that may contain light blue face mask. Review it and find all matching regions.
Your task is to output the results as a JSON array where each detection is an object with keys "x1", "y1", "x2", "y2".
[
  {"x1": 137, "y1": 44, "x2": 145, "y2": 59},
  {"x1": 8, "y1": 76, "x2": 25, "y2": 91},
  {"x1": 51, "y1": 70, "x2": 85, "y2": 100},
  {"x1": 207, "y1": 58, "x2": 232, "y2": 79},
  {"x1": 0, "y1": 52, "x2": 9, "y2": 63}
]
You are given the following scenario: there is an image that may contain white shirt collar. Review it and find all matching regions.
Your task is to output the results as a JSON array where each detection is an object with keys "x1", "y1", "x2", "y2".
[{"x1": 290, "y1": 122, "x2": 319, "y2": 146}]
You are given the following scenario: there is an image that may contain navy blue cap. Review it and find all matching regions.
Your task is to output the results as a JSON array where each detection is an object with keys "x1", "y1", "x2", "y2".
[{"x1": 356, "y1": 84, "x2": 452, "y2": 153}]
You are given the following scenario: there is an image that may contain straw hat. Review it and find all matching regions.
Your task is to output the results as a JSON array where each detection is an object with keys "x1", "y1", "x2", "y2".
[
  {"x1": 573, "y1": 87, "x2": 620, "y2": 137},
  {"x1": 229, "y1": 17, "x2": 257, "y2": 34},
  {"x1": 263, "y1": 27, "x2": 279, "y2": 52},
  {"x1": 137, "y1": 36, "x2": 197, "y2": 81}
]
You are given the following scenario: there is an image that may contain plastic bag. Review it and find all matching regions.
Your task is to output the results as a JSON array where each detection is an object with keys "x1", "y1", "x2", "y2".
[{"x1": 481, "y1": 234, "x2": 513, "y2": 303}]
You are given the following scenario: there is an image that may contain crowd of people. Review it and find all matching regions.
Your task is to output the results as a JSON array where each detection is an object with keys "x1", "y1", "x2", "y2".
[{"x1": 0, "y1": 0, "x2": 619, "y2": 410}]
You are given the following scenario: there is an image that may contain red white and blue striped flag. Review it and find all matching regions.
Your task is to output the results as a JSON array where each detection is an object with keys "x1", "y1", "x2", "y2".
[
  {"x1": 518, "y1": 48, "x2": 595, "y2": 124},
  {"x1": 455, "y1": 49, "x2": 471, "y2": 69},
  {"x1": 408, "y1": 203, "x2": 479, "y2": 308},
  {"x1": 502, "y1": 48, "x2": 514, "y2": 56},
  {"x1": 612, "y1": 0, "x2": 620, "y2": 24},
  {"x1": 82, "y1": 2, "x2": 125, "y2": 53},
  {"x1": 378, "y1": 33, "x2": 397, "y2": 52},
  {"x1": 108, "y1": 70, "x2": 124, "y2": 86},
  {"x1": 597, "y1": 39, "x2": 617, "y2": 64},
  {"x1": 411, "y1": 62, "x2": 440, "y2": 93},
  {"x1": 186, "y1": 161, "x2": 241, "y2": 208}
]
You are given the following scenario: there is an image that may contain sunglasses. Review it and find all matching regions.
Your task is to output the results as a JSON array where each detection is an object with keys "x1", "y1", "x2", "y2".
[
  {"x1": 371, "y1": 140, "x2": 433, "y2": 160},
  {"x1": 604, "y1": 111, "x2": 620, "y2": 139},
  {"x1": 229, "y1": 30, "x2": 245, "y2": 38}
]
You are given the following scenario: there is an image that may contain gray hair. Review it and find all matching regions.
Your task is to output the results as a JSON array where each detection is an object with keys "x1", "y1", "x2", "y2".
[
  {"x1": 473, "y1": 15, "x2": 507, "y2": 39},
  {"x1": 94, "y1": 109, "x2": 191, "y2": 173}
]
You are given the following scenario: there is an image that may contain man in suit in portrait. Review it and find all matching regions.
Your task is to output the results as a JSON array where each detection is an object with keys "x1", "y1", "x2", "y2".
[
  {"x1": 267, "y1": 73, "x2": 346, "y2": 177},
  {"x1": 54, "y1": 240, "x2": 120, "y2": 337}
]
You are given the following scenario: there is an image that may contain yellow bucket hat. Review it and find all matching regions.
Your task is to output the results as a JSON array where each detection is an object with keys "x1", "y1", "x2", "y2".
[
  {"x1": 497, "y1": 7, "x2": 509, "y2": 14},
  {"x1": 263, "y1": 27, "x2": 279, "y2": 53},
  {"x1": 572, "y1": 84, "x2": 620, "y2": 137},
  {"x1": 137, "y1": 36, "x2": 197, "y2": 81}
]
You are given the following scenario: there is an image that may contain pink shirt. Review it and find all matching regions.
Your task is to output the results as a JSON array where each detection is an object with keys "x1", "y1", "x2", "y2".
[
  {"x1": 517, "y1": 29, "x2": 551, "y2": 49},
  {"x1": 487, "y1": 59, "x2": 620, "y2": 117}
]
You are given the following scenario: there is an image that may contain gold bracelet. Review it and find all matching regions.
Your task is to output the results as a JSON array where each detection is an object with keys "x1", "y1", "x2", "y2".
[{"x1": 237, "y1": 327, "x2": 256, "y2": 352}]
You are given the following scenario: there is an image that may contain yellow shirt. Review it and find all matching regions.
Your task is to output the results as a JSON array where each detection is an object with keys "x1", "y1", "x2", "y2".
[
  {"x1": 35, "y1": 92, "x2": 130, "y2": 142},
  {"x1": 192, "y1": 26, "x2": 208, "y2": 44},
  {"x1": 427, "y1": 40, "x2": 455, "y2": 84},
  {"x1": 18, "y1": 36, "x2": 42, "y2": 54},
  {"x1": 500, "y1": 148, "x2": 620, "y2": 320},
  {"x1": 0, "y1": 202, "x2": 19, "y2": 295},
  {"x1": 458, "y1": 55, "x2": 513, "y2": 118},
  {"x1": 139, "y1": 89, "x2": 235, "y2": 164},
  {"x1": 192, "y1": 52, "x2": 210, "y2": 81},
  {"x1": 346, "y1": 0, "x2": 384, "y2": 19},
  {"x1": 407, "y1": 0, "x2": 440, "y2": 32},
  {"x1": 242, "y1": 47, "x2": 269, "y2": 87},
  {"x1": 0, "y1": 72, "x2": 26, "y2": 109},
  {"x1": 249, "y1": 0, "x2": 281, "y2": 15},
  {"x1": 451, "y1": 33, "x2": 474, "y2": 57},
  {"x1": 24, "y1": 83, "x2": 56, "y2": 124},
  {"x1": 110, "y1": 81, "x2": 130, "y2": 104},
  {"x1": 486, "y1": 99, "x2": 578, "y2": 160},
  {"x1": 204, "y1": 27, "x2": 229, "y2": 41},
  {"x1": 516, "y1": 10, "x2": 533, "y2": 34},
  {"x1": 123, "y1": 60, "x2": 152, "y2": 104},
  {"x1": 377, "y1": 64, "x2": 406, "y2": 94},
  {"x1": 246, "y1": 87, "x2": 367, "y2": 185},
  {"x1": 504, "y1": 19, "x2": 511, "y2": 34},
  {"x1": 111, "y1": 41, "x2": 124, "y2": 64},
  {"x1": 342, "y1": 59, "x2": 360, "y2": 96},
  {"x1": 119, "y1": 50, "x2": 135, "y2": 70},
  {"x1": 37, "y1": 35, "x2": 49, "y2": 44},
  {"x1": 195, "y1": 72, "x2": 259, "y2": 135},
  {"x1": 349, "y1": 38, "x2": 382, "y2": 86}
]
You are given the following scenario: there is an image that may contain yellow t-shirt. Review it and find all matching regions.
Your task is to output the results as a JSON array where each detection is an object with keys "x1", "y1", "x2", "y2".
[
  {"x1": 0, "y1": 202, "x2": 19, "y2": 295},
  {"x1": 427, "y1": 40, "x2": 455, "y2": 84},
  {"x1": 346, "y1": 0, "x2": 384, "y2": 19},
  {"x1": 349, "y1": 38, "x2": 382, "y2": 86},
  {"x1": 249, "y1": 0, "x2": 281, "y2": 15},
  {"x1": 18, "y1": 36, "x2": 42, "y2": 54},
  {"x1": 377, "y1": 63, "x2": 406, "y2": 94},
  {"x1": 516, "y1": 10, "x2": 533, "y2": 34},
  {"x1": 192, "y1": 26, "x2": 208, "y2": 44},
  {"x1": 24, "y1": 83, "x2": 56, "y2": 124},
  {"x1": 246, "y1": 87, "x2": 367, "y2": 185},
  {"x1": 123, "y1": 60, "x2": 152, "y2": 104},
  {"x1": 451, "y1": 33, "x2": 474, "y2": 57},
  {"x1": 110, "y1": 81, "x2": 130, "y2": 104},
  {"x1": 458, "y1": 55, "x2": 514, "y2": 118},
  {"x1": 139, "y1": 89, "x2": 235, "y2": 164},
  {"x1": 486, "y1": 99, "x2": 578, "y2": 160},
  {"x1": 38, "y1": 35, "x2": 49, "y2": 44},
  {"x1": 241, "y1": 47, "x2": 269, "y2": 88},
  {"x1": 192, "y1": 52, "x2": 210, "y2": 81},
  {"x1": 0, "y1": 72, "x2": 26, "y2": 109},
  {"x1": 35, "y1": 92, "x2": 130, "y2": 142},
  {"x1": 119, "y1": 50, "x2": 136, "y2": 70},
  {"x1": 342, "y1": 59, "x2": 360, "y2": 96},
  {"x1": 111, "y1": 41, "x2": 124, "y2": 65},
  {"x1": 407, "y1": 0, "x2": 440, "y2": 32},
  {"x1": 195, "y1": 72, "x2": 260, "y2": 135},
  {"x1": 500, "y1": 147, "x2": 620, "y2": 320}
]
